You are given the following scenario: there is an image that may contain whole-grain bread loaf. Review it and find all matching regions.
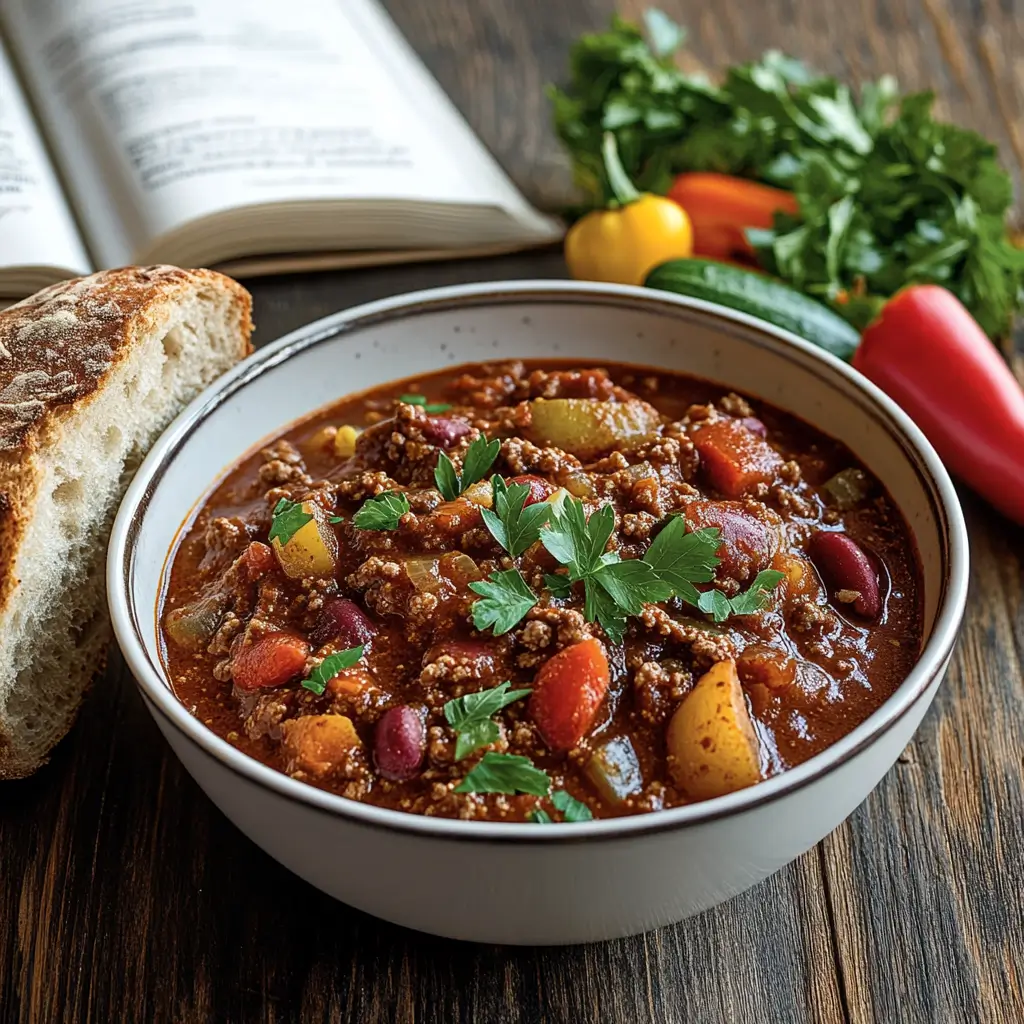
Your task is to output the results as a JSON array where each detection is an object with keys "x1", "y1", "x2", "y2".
[{"x1": 0, "y1": 266, "x2": 253, "y2": 778}]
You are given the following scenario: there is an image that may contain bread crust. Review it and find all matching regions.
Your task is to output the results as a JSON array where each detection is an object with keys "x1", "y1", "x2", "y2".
[{"x1": 0, "y1": 266, "x2": 253, "y2": 777}]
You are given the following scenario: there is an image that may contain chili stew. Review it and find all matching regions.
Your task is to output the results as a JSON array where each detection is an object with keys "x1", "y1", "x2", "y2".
[{"x1": 160, "y1": 360, "x2": 922, "y2": 822}]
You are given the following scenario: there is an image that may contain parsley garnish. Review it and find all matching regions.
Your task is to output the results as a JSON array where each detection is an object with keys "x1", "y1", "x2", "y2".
[
  {"x1": 539, "y1": 497, "x2": 678, "y2": 643},
  {"x1": 268, "y1": 498, "x2": 313, "y2": 546},
  {"x1": 434, "y1": 435, "x2": 501, "y2": 501},
  {"x1": 425, "y1": 403, "x2": 452, "y2": 414},
  {"x1": 443, "y1": 681, "x2": 533, "y2": 760},
  {"x1": 329, "y1": 515, "x2": 344, "y2": 524},
  {"x1": 697, "y1": 569, "x2": 786, "y2": 623},
  {"x1": 537, "y1": 499, "x2": 727, "y2": 642},
  {"x1": 302, "y1": 645, "x2": 364, "y2": 695},
  {"x1": 351, "y1": 491, "x2": 410, "y2": 531},
  {"x1": 544, "y1": 572, "x2": 574, "y2": 598},
  {"x1": 454, "y1": 752, "x2": 551, "y2": 796},
  {"x1": 642, "y1": 515, "x2": 722, "y2": 605},
  {"x1": 481, "y1": 476, "x2": 552, "y2": 557},
  {"x1": 400, "y1": 393, "x2": 427, "y2": 405},
  {"x1": 552, "y1": 789, "x2": 593, "y2": 822},
  {"x1": 528, "y1": 790, "x2": 594, "y2": 823},
  {"x1": 468, "y1": 569, "x2": 538, "y2": 635}
]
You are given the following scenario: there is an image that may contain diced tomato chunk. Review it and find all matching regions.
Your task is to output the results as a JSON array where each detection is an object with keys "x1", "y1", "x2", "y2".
[
  {"x1": 232, "y1": 631, "x2": 310, "y2": 691},
  {"x1": 242, "y1": 541, "x2": 276, "y2": 581},
  {"x1": 529, "y1": 637, "x2": 610, "y2": 751},
  {"x1": 681, "y1": 499, "x2": 780, "y2": 582},
  {"x1": 693, "y1": 418, "x2": 783, "y2": 498}
]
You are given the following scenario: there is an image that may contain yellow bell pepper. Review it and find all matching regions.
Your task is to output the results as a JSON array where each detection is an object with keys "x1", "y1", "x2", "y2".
[{"x1": 565, "y1": 132, "x2": 693, "y2": 286}]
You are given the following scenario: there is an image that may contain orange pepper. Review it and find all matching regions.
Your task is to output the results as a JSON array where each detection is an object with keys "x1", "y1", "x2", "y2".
[{"x1": 667, "y1": 173, "x2": 800, "y2": 261}]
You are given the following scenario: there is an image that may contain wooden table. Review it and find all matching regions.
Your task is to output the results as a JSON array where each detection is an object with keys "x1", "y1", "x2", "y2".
[{"x1": 3, "y1": 2, "x2": 1023, "y2": 1021}]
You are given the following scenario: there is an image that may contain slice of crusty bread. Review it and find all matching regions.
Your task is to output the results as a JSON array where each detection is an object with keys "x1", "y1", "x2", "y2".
[{"x1": 0, "y1": 266, "x2": 253, "y2": 778}]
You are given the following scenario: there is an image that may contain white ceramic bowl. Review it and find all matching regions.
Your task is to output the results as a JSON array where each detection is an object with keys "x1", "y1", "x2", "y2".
[{"x1": 108, "y1": 281, "x2": 969, "y2": 945}]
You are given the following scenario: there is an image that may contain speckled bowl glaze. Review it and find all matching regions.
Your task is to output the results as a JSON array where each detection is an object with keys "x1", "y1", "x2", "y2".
[{"x1": 108, "y1": 281, "x2": 969, "y2": 945}]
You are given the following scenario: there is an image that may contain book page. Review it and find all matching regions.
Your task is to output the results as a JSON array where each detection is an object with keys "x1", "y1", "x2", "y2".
[
  {"x1": 1, "y1": 0, "x2": 558, "y2": 269},
  {"x1": 0, "y1": 34, "x2": 90, "y2": 282}
]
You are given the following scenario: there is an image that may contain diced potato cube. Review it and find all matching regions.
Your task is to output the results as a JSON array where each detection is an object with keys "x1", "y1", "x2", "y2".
[
  {"x1": 528, "y1": 398, "x2": 661, "y2": 459},
  {"x1": 462, "y1": 479, "x2": 494, "y2": 508},
  {"x1": 281, "y1": 714, "x2": 361, "y2": 776},
  {"x1": 272, "y1": 501, "x2": 338, "y2": 578},
  {"x1": 666, "y1": 659, "x2": 761, "y2": 800},
  {"x1": 334, "y1": 425, "x2": 360, "y2": 458}
]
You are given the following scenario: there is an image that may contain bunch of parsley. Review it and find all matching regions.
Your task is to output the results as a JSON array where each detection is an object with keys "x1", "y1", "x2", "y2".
[{"x1": 549, "y1": 10, "x2": 1024, "y2": 338}]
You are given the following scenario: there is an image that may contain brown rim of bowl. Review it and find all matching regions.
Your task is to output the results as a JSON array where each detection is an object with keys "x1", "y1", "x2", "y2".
[{"x1": 109, "y1": 281, "x2": 970, "y2": 844}]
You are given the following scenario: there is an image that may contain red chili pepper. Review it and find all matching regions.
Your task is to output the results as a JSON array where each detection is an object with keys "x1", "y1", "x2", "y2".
[{"x1": 852, "y1": 284, "x2": 1024, "y2": 524}]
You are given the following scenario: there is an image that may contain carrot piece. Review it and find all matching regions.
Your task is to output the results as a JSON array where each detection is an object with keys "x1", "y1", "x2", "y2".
[
  {"x1": 529, "y1": 637, "x2": 610, "y2": 751},
  {"x1": 692, "y1": 418, "x2": 783, "y2": 498},
  {"x1": 667, "y1": 173, "x2": 799, "y2": 260},
  {"x1": 231, "y1": 631, "x2": 310, "y2": 691}
]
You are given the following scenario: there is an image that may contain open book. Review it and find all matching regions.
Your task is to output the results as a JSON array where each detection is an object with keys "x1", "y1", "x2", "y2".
[{"x1": 0, "y1": 0, "x2": 562, "y2": 297}]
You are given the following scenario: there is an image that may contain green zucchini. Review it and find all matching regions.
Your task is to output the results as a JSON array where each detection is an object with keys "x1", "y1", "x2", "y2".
[{"x1": 644, "y1": 259, "x2": 861, "y2": 362}]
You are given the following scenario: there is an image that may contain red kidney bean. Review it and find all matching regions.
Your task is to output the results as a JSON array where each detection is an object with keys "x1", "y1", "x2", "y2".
[
  {"x1": 807, "y1": 531, "x2": 882, "y2": 620},
  {"x1": 374, "y1": 705, "x2": 426, "y2": 781},
  {"x1": 508, "y1": 474, "x2": 554, "y2": 505},
  {"x1": 309, "y1": 597, "x2": 378, "y2": 649},
  {"x1": 421, "y1": 416, "x2": 472, "y2": 447},
  {"x1": 741, "y1": 416, "x2": 767, "y2": 438}
]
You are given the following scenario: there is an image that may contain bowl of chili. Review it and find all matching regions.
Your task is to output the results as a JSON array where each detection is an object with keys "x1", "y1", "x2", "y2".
[{"x1": 108, "y1": 281, "x2": 969, "y2": 944}]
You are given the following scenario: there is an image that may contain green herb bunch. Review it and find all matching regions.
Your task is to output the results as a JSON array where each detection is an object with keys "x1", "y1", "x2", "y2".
[{"x1": 549, "y1": 9, "x2": 1024, "y2": 338}]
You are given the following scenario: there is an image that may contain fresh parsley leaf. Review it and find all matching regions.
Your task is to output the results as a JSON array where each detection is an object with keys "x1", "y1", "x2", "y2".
[
  {"x1": 434, "y1": 452, "x2": 461, "y2": 501},
  {"x1": 727, "y1": 569, "x2": 787, "y2": 616},
  {"x1": 461, "y1": 436, "x2": 501, "y2": 490},
  {"x1": 544, "y1": 572, "x2": 574, "y2": 599},
  {"x1": 268, "y1": 498, "x2": 313, "y2": 546},
  {"x1": 454, "y1": 752, "x2": 551, "y2": 796},
  {"x1": 352, "y1": 491, "x2": 410, "y2": 531},
  {"x1": 539, "y1": 495, "x2": 611, "y2": 578},
  {"x1": 329, "y1": 515, "x2": 344, "y2": 524},
  {"x1": 583, "y1": 578, "x2": 628, "y2": 644},
  {"x1": 434, "y1": 435, "x2": 501, "y2": 501},
  {"x1": 552, "y1": 789, "x2": 594, "y2": 822},
  {"x1": 593, "y1": 557, "x2": 674, "y2": 615},
  {"x1": 643, "y1": 517, "x2": 721, "y2": 605},
  {"x1": 469, "y1": 569, "x2": 538, "y2": 635},
  {"x1": 400, "y1": 393, "x2": 427, "y2": 405},
  {"x1": 302, "y1": 645, "x2": 364, "y2": 695},
  {"x1": 697, "y1": 569, "x2": 786, "y2": 622},
  {"x1": 444, "y1": 681, "x2": 533, "y2": 760},
  {"x1": 481, "y1": 477, "x2": 552, "y2": 557},
  {"x1": 424, "y1": 402, "x2": 452, "y2": 414},
  {"x1": 696, "y1": 589, "x2": 733, "y2": 623},
  {"x1": 529, "y1": 808, "x2": 553, "y2": 824}
]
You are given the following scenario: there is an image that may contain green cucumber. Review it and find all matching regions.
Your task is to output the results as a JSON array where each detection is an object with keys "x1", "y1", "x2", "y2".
[{"x1": 644, "y1": 259, "x2": 861, "y2": 362}]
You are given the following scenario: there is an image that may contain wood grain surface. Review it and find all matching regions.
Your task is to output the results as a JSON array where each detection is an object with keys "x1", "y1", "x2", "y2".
[{"x1": 3, "y1": 2, "x2": 1023, "y2": 1022}]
